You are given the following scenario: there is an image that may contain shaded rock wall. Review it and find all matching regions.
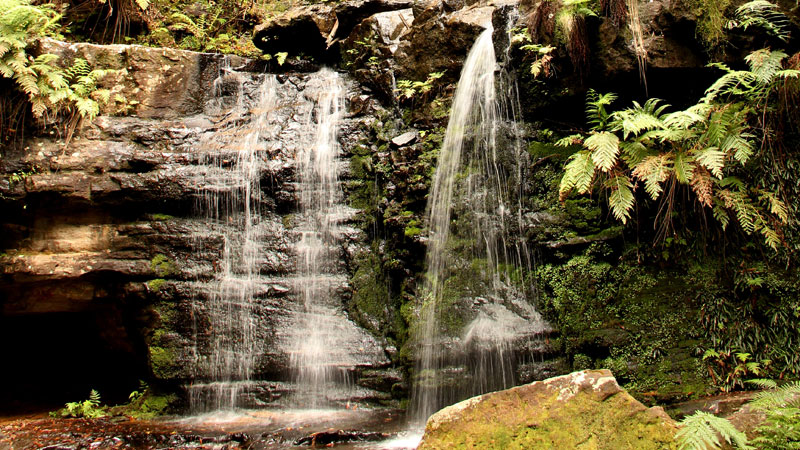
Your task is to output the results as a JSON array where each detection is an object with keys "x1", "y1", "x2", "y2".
[{"x1": 0, "y1": 40, "x2": 395, "y2": 405}]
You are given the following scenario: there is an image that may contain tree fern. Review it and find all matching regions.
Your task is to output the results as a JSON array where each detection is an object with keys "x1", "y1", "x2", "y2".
[{"x1": 676, "y1": 411, "x2": 752, "y2": 450}]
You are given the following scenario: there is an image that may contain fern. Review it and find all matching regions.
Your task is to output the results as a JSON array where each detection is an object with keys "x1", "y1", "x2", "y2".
[
  {"x1": 632, "y1": 153, "x2": 672, "y2": 200},
  {"x1": 750, "y1": 381, "x2": 800, "y2": 410},
  {"x1": 606, "y1": 175, "x2": 635, "y2": 223},
  {"x1": 586, "y1": 131, "x2": 620, "y2": 172},
  {"x1": 585, "y1": 89, "x2": 617, "y2": 130},
  {"x1": 559, "y1": 150, "x2": 595, "y2": 199},
  {"x1": 676, "y1": 411, "x2": 751, "y2": 450},
  {"x1": 729, "y1": 0, "x2": 791, "y2": 42}
]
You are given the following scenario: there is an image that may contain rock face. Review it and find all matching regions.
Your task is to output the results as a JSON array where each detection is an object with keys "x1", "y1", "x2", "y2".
[
  {"x1": 0, "y1": 40, "x2": 394, "y2": 404},
  {"x1": 418, "y1": 370, "x2": 679, "y2": 449}
]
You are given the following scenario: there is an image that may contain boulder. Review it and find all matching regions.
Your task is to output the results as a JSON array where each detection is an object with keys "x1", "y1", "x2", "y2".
[
  {"x1": 253, "y1": 0, "x2": 414, "y2": 59},
  {"x1": 418, "y1": 369, "x2": 679, "y2": 449}
]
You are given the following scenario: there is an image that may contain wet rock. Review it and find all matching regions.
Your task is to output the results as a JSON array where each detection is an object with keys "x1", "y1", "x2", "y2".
[
  {"x1": 419, "y1": 370, "x2": 679, "y2": 449},
  {"x1": 253, "y1": 0, "x2": 414, "y2": 59},
  {"x1": 294, "y1": 429, "x2": 390, "y2": 446},
  {"x1": 390, "y1": 131, "x2": 418, "y2": 148}
]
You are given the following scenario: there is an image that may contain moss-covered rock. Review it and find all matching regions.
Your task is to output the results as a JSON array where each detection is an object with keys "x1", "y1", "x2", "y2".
[{"x1": 418, "y1": 369, "x2": 679, "y2": 450}]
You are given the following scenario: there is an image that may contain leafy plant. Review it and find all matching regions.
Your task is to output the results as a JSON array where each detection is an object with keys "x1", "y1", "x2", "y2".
[
  {"x1": 676, "y1": 410, "x2": 751, "y2": 449},
  {"x1": 168, "y1": 6, "x2": 224, "y2": 51},
  {"x1": 677, "y1": 381, "x2": 800, "y2": 450},
  {"x1": 1, "y1": 0, "x2": 115, "y2": 144},
  {"x1": 558, "y1": 41, "x2": 798, "y2": 248},
  {"x1": 702, "y1": 349, "x2": 770, "y2": 392},
  {"x1": 395, "y1": 71, "x2": 445, "y2": 102},
  {"x1": 512, "y1": 28, "x2": 555, "y2": 78},
  {"x1": 50, "y1": 389, "x2": 108, "y2": 419}
]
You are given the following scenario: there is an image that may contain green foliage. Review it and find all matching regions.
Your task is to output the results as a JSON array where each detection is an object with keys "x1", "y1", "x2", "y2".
[
  {"x1": 147, "y1": 278, "x2": 166, "y2": 291},
  {"x1": 511, "y1": 28, "x2": 555, "y2": 78},
  {"x1": 395, "y1": 71, "x2": 445, "y2": 102},
  {"x1": 0, "y1": 0, "x2": 115, "y2": 143},
  {"x1": 728, "y1": 0, "x2": 790, "y2": 42},
  {"x1": 676, "y1": 411, "x2": 751, "y2": 450},
  {"x1": 702, "y1": 349, "x2": 771, "y2": 392},
  {"x1": 558, "y1": 42, "x2": 797, "y2": 249},
  {"x1": 683, "y1": 0, "x2": 733, "y2": 48},
  {"x1": 50, "y1": 389, "x2": 108, "y2": 419}
]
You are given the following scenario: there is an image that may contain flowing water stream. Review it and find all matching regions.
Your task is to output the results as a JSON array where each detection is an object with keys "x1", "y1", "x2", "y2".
[{"x1": 411, "y1": 25, "x2": 550, "y2": 422}]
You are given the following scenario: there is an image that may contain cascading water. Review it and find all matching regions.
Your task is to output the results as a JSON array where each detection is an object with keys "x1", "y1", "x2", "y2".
[
  {"x1": 411, "y1": 25, "x2": 550, "y2": 422},
  {"x1": 188, "y1": 68, "x2": 279, "y2": 411},
  {"x1": 185, "y1": 65, "x2": 386, "y2": 412},
  {"x1": 288, "y1": 68, "x2": 356, "y2": 405}
]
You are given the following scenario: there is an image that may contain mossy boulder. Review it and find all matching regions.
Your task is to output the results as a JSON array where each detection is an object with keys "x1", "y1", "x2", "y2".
[{"x1": 418, "y1": 369, "x2": 679, "y2": 449}]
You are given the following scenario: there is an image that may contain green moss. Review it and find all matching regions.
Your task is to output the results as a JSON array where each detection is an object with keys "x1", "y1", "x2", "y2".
[
  {"x1": 150, "y1": 214, "x2": 174, "y2": 221},
  {"x1": 119, "y1": 391, "x2": 179, "y2": 419},
  {"x1": 149, "y1": 346, "x2": 178, "y2": 380},
  {"x1": 419, "y1": 372, "x2": 679, "y2": 449},
  {"x1": 150, "y1": 254, "x2": 177, "y2": 277},
  {"x1": 147, "y1": 278, "x2": 166, "y2": 291},
  {"x1": 683, "y1": 0, "x2": 733, "y2": 49},
  {"x1": 536, "y1": 248, "x2": 716, "y2": 402}
]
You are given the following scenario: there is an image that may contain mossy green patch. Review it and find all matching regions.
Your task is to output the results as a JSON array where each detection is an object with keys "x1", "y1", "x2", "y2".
[
  {"x1": 147, "y1": 278, "x2": 166, "y2": 291},
  {"x1": 419, "y1": 371, "x2": 679, "y2": 449},
  {"x1": 150, "y1": 254, "x2": 177, "y2": 277}
]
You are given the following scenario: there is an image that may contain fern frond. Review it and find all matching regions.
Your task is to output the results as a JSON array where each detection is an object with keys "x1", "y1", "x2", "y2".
[
  {"x1": 606, "y1": 175, "x2": 635, "y2": 223},
  {"x1": 632, "y1": 154, "x2": 672, "y2": 200},
  {"x1": 746, "y1": 378, "x2": 778, "y2": 389},
  {"x1": 673, "y1": 152, "x2": 693, "y2": 184},
  {"x1": 694, "y1": 147, "x2": 726, "y2": 178},
  {"x1": 721, "y1": 133, "x2": 754, "y2": 164},
  {"x1": 760, "y1": 190, "x2": 788, "y2": 223},
  {"x1": 586, "y1": 131, "x2": 620, "y2": 172},
  {"x1": 750, "y1": 381, "x2": 800, "y2": 410},
  {"x1": 619, "y1": 140, "x2": 653, "y2": 166},
  {"x1": 586, "y1": 89, "x2": 617, "y2": 130},
  {"x1": 730, "y1": 0, "x2": 791, "y2": 42},
  {"x1": 559, "y1": 150, "x2": 596, "y2": 199},
  {"x1": 612, "y1": 99, "x2": 668, "y2": 139},
  {"x1": 746, "y1": 49, "x2": 788, "y2": 84},
  {"x1": 676, "y1": 411, "x2": 751, "y2": 450},
  {"x1": 692, "y1": 170, "x2": 715, "y2": 207},
  {"x1": 555, "y1": 134, "x2": 584, "y2": 147},
  {"x1": 703, "y1": 70, "x2": 755, "y2": 102}
]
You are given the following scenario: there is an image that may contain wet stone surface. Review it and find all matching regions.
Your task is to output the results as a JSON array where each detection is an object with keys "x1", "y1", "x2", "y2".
[{"x1": 0, "y1": 408, "x2": 416, "y2": 450}]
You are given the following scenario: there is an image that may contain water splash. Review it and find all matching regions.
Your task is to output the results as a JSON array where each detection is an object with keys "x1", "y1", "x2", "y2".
[{"x1": 411, "y1": 25, "x2": 550, "y2": 421}]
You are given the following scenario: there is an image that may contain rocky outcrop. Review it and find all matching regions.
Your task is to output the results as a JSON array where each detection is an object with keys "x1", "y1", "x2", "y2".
[
  {"x1": 0, "y1": 40, "x2": 395, "y2": 403},
  {"x1": 253, "y1": 0, "x2": 414, "y2": 59},
  {"x1": 419, "y1": 370, "x2": 679, "y2": 449}
]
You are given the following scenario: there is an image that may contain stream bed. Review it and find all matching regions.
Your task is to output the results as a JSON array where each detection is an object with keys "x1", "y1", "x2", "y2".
[{"x1": 0, "y1": 408, "x2": 422, "y2": 450}]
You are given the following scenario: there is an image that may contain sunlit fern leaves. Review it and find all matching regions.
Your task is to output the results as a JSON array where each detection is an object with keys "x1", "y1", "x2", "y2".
[
  {"x1": 559, "y1": 150, "x2": 595, "y2": 200},
  {"x1": 585, "y1": 131, "x2": 620, "y2": 172},
  {"x1": 606, "y1": 175, "x2": 635, "y2": 223},
  {"x1": 585, "y1": 89, "x2": 617, "y2": 130},
  {"x1": 632, "y1": 154, "x2": 672, "y2": 200},
  {"x1": 729, "y1": 0, "x2": 791, "y2": 42},
  {"x1": 676, "y1": 411, "x2": 752, "y2": 450},
  {"x1": 612, "y1": 98, "x2": 669, "y2": 139}
]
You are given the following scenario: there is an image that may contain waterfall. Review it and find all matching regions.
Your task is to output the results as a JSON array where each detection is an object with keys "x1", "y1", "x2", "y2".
[
  {"x1": 411, "y1": 26, "x2": 550, "y2": 422},
  {"x1": 188, "y1": 71, "x2": 279, "y2": 411},
  {"x1": 288, "y1": 68, "x2": 355, "y2": 406}
]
